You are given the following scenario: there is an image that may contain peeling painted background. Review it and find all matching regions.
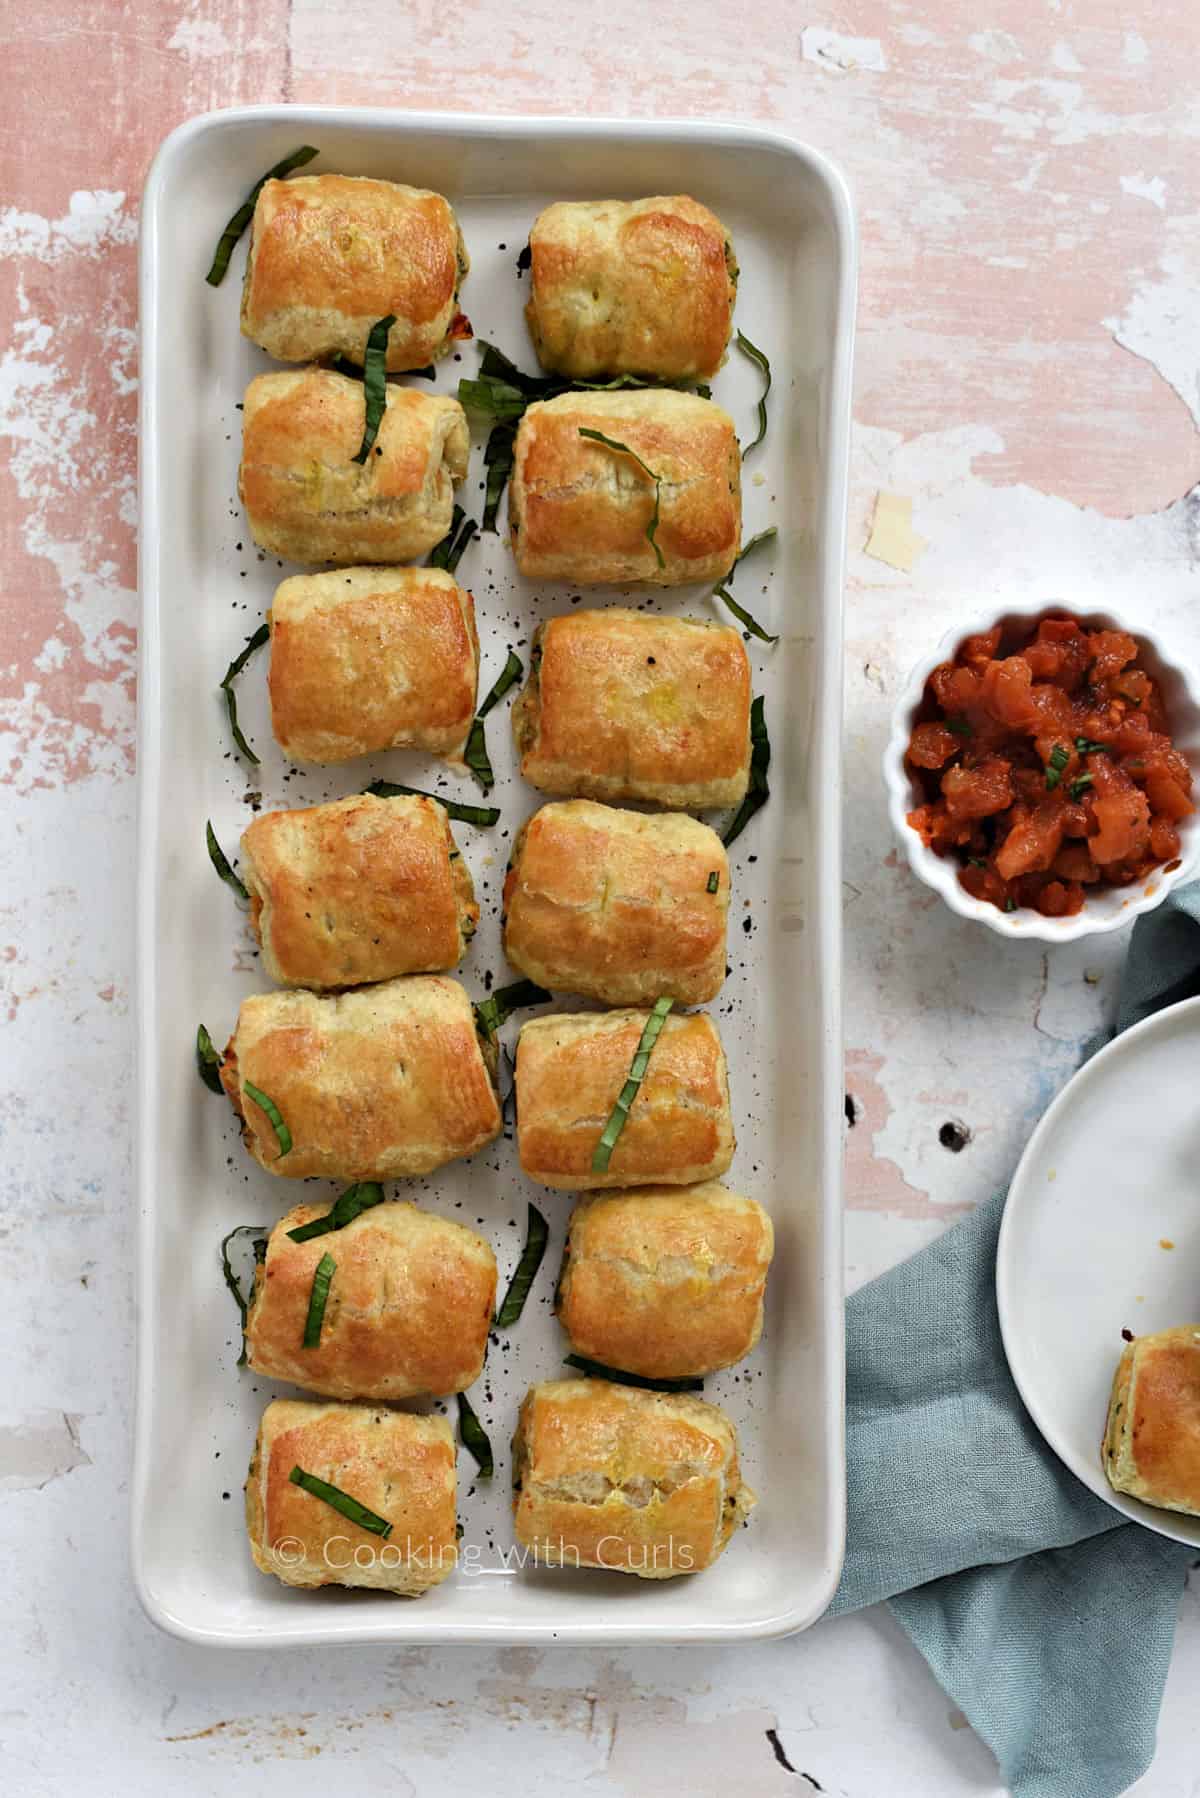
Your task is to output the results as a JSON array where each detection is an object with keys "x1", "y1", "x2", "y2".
[{"x1": 2, "y1": 4, "x2": 1199, "y2": 1794}]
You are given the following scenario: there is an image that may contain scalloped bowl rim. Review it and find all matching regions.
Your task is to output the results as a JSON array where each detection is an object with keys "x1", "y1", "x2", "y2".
[{"x1": 882, "y1": 597, "x2": 1200, "y2": 943}]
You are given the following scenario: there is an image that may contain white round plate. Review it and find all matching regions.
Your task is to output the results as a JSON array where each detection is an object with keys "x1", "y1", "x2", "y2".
[{"x1": 997, "y1": 995, "x2": 1200, "y2": 1546}]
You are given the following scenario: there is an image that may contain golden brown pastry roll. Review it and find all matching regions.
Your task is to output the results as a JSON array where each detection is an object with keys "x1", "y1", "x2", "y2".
[
  {"x1": 242, "y1": 793, "x2": 477, "y2": 988},
  {"x1": 509, "y1": 390, "x2": 740, "y2": 587},
  {"x1": 241, "y1": 174, "x2": 470, "y2": 370},
  {"x1": 515, "y1": 1008, "x2": 734, "y2": 1191},
  {"x1": 246, "y1": 1399, "x2": 456, "y2": 1594},
  {"x1": 512, "y1": 1379, "x2": 754, "y2": 1578},
  {"x1": 245, "y1": 1200, "x2": 496, "y2": 1401},
  {"x1": 1103, "y1": 1326, "x2": 1200, "y2": 1517},
  {"x1": 268, "y1": 567, "x2": 478, "y2": 765},
  {"x1": 239, "y1": 369, "x2": 468, "y2": 565},
  {"x1": 557, "y1": 1184, "x2": 773, "y2": 1378},
  {"x1": 525, "y1": 196, "x2": 736, "y2": 382},
  {"x1": 503, "y1": 801, "x2": 729, "y2": 1005},
  {"x1": 513, "y1": 609, "x2": 751, "y2": 809},
  {"x1": 219, "y1": 977, "x2": 501, "y2": 1181}
]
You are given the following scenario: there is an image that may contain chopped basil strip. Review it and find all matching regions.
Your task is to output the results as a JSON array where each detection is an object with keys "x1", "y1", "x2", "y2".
[
  {"x1": 205, "y1": 145, "x2": 319, "y2": 287},
  {"x1": 695, "y1": 383, "x2": 713, "y2": 400},
  {"x1": 206, "y1": 819, "x2": 248, "y2": 901},
  {"x1": 516, "y1": 242, "x2": 532, "y2": 274},
  {"x1": 302, "y1": 1252, "x2": 336, "y2": 1349},
  {"x1": 220, "y1": 622, "x2": 269, "y2": 764},
  {"x1": 482, "y1": 422, "x2": 517, "y2": 532},
  {"x1": 351, "y1": 314, "x2": 397, "y2": 465},
  {"x1": 196, "y1": 1022, "x2": 224, "y2": 1094},
  {"x1": 578, "y1": 428, "x2": 664, "y2": 568},
  {"x1": 1004, "y1": 897, "x2": 1017, "y2": 913},
  {"x1": 714, "y1": 583, "x2": 778, "y2": 644},
  {"x1": 242, "y1": 1080, "x2": 292, "y2": 1159},
  {"x1": 429, "y1": 504, "x2": 478, "y2": 574},
  {"x1": 723, "y1": 695, "x2": 771, "y2": 847},
  {"x1": 495, "y1": 1203, "x2": 550, "y2": 1328},
  {"x1": 474, "y1": 978, "x2": 551, "y2": 1039},
  {"x1": 457, "y1": 1392, "x2": 494, "y2": 1478},
  {"x1": 1045, "y1": 743, "x2": 1070, "y2": 790},
  {"x1": 591, "y1": 997, "x2": 674, "y2": 1173},
  {"x1": 464, "y1": 649, "x2": 524, "y2": 790},
  {"x1": 736, "y1": 330, "x2": 772, "y2": 455},
  {"x1": 1069, "y1": 773, "x2": 1094, "y2": 799},
  {"x1": 734, "y1": 527, "x2": 778, "y2": 566},
  {"x1": 287, "y1": 1182, "x2": 385, "y2": 1243},
  {"x1": 220, "y1": 1224, "x2": 267, "y2": 1365},
  {"x1": 946, "y1": 717, "x2": 973, "y2": 738},
  {"x1": 563, "y1": 1354, "x2": 703, "y2": 1393},
  {"x1": 365, "y1": 778, "x2": 500, "y2": 827},
  {"x1": 706, "y1": 871, "x2": 719, "y2": 894},
  {"x1": 288, "y1": 1466, "x2": 392, "y2": 1538},
  {"x1": 1075, "y1": 737, "x2": 1110, "y2": 755}
]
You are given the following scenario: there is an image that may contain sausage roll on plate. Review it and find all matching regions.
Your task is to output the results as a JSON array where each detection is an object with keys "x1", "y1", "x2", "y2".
[
  {"x1": 512, "y1": 1379, "x2": 755, "y2": 1578},
  {"x1": 515, "y1": 1008, "x2": 734, "y2": 1191},
  {"x1": 513, "y1": 609, "x2": 751, "y2": 809},
  {"x1": 241, "y1": 174, "x2": 470, "y2": 371},
  {"x1": 525, "y1": 195, "x2": 736, "y2": 382},
  {"x1": 246, "y1": 1399, "x2": 456, "y2": 1594},
  {"x1": 1103, "y1": 1326, "x2": 1200, "y2": 1517},
  {"x1": 503, "y1": 800, "x2": 729, "y2": 1005},
  {"x1": 242, "y1": 793, "x2": 477, "y2": 988},
  {"x1": 268, "y1": 567, "x2": 478, "y2": 766},
  {"x1": 239, "y1": 368, "x2": 468, "y2": 565},
  {"x1": 220, "y1": 976, "x2": 501, "y2": 1181},
  {"x1": 557, "y1": 1183, "x2": 773, "y2": 1378},
  {"x1": 509, "y1": 389, "x2": 740, "y2": 587},
  {"x1": 245, "y1": 1200, "x2": 496, "y2": 1401}
]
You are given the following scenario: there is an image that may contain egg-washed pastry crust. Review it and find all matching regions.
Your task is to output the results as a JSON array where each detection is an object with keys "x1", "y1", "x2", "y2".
[{"x1": 1103, "y1": 1326, "x2": 1200, "y2": 1517}]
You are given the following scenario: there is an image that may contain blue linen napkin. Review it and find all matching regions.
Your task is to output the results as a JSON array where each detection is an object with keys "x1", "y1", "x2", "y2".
[{"x1": 828, "y1": 885, "x2": 1200, "y2": 1798}]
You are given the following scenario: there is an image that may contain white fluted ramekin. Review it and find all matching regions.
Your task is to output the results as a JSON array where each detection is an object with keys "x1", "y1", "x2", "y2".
[{"x1": 883, "y1": 598, "x2": 1200, "y2": 942}]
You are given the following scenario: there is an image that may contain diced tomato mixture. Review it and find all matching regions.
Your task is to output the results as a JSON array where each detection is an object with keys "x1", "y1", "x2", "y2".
[{"x1": 906, "y1": 615, "x2": 1193, "y2": 917}]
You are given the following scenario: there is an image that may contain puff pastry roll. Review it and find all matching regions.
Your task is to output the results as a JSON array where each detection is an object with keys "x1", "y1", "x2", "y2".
[
  {"x1": 220, "y1": 977, "x2": 501, "y2": 1180},
  {"x1": 268, "y1": 567, "x2": 478, "y2": 766},
  {"x1": 513, "y1": 609, "x2": 751, "y2": 809},
  {"x1": 512, "y1": 1379, "x2": 754, "y2": 1578},
  {"x1": 504, "y1": 801, "x2": 729, "y2": 1005},
  {"x1": 525, "y1": 195, "x2": 736, "y2": 382},
  {"x1": 515, "y1": 1008, "x2": 733, "y2": 1191},
  {"x1": 241, "y1": 174, "x2": 469, "y2": 371},
  {"x1": 239, "y1": 369, "x2": 468, "y2": 565},
  {"x1": 245, "y1": 1200, "x2": 496, "y2": 1401},
  {"x1": 1103, "y1": 1326, "x2": 1200, "y2": 1518},
  {"x1": 509, "y1": 390, "x2": 740, "y2": 587},
  {"x1": 246, "y1": 1399, "x2": 457, "y2": 1594},
  {"x1": 557, "y1": 1184, "x2": 773, "y2": 1378},
  {"x1": 242, "y1": 792, "x2": 476, "y2": 988}
]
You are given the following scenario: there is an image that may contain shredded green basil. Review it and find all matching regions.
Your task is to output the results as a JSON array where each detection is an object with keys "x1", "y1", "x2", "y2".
[
  {"x1": 706, "y1": 871, "x2": 720, "y2": 894},
  {"x1": 196, "y1": 1023, "x2": 224, "y2": 1094},
  {"x1": 736, "y1": 330, "x2": 771, "y2": 455},
  {"x1": 713, "y1": 584, "x2": 778, "y2": 644},
  {"x1": 474, "y1": 978, "x2": 551, "y2": 1040},
  {"x1": 302, "y1": 1252, "x2": 336, "y2": 1349},
  {"x1": 351, "y1": 314, "x2": 397, "y2": 465},
  {"x1": 429, "y1": 504, "x2": 478, "y2": 574},
  {"x1": 591, "y1": 998, "x2": 673, "y2": 1173},
  {"x1": 205, "y1": 145, "x2": 319, "y2": 287},
  {"x1": 495, "y1": 1204, "x2": 549, "y2": 1328},
  {"x1": 723, "y1": 696, "x2": 771, "y2": 847},
  {"x1": 287, "y1": 1183, "x2": 385, "y2": 1243},
  {"x1": 735, "y1": 527, "x2": 777, "y2": 565},
  {"x1": 482, "y1": 423, "x2": 517, "y2": 533},
  {"x1": 365, "y1": 779, "x2": 500, "y2": 827},
  {"x1": 288, "y1": 1466, "x2": 392, "y2": 1538},
  {"x1": 578, "y1": 427, "x2": 664, "y2": 569},
  {"x1": 563, "y1": 1354, "x2": 704, "y2": 1393},
  {"x1": 219, "y1": 622, "x2": 269, "y2": 764},
  {"x1": 1075, "y1": 737, "x2": 1110, "y2": 755},
  {"x1": 220, "y1": 1224, "x2": 267, "y2": 1365},
  {"x1": 946, "y1": 717, "x2": 973, "y2": 738},
  {"x1": 457, "y1": 1391, "x2": 494, "y2": 1478},
  {"x1": 242, "y1": 1080, "x2": 292, "y2": 1159},
  {"x1": 464, "y1": 649, "x2": 524, "y2": 790},
  {"x1": 1045, "y1": 743, "x2": 1070, "y2": 790},
  {"x1": 1069, "y1": 773, "x2": 1094, "y2": 799},
  {"x1": 206, "y1": 820, "x2": 248, "y2": 901}
]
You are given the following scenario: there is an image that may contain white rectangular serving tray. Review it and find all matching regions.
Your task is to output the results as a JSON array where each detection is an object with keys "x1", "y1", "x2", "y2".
[{"x1": 135, "y1": 106, "x2": 855, "y2": 1646}]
